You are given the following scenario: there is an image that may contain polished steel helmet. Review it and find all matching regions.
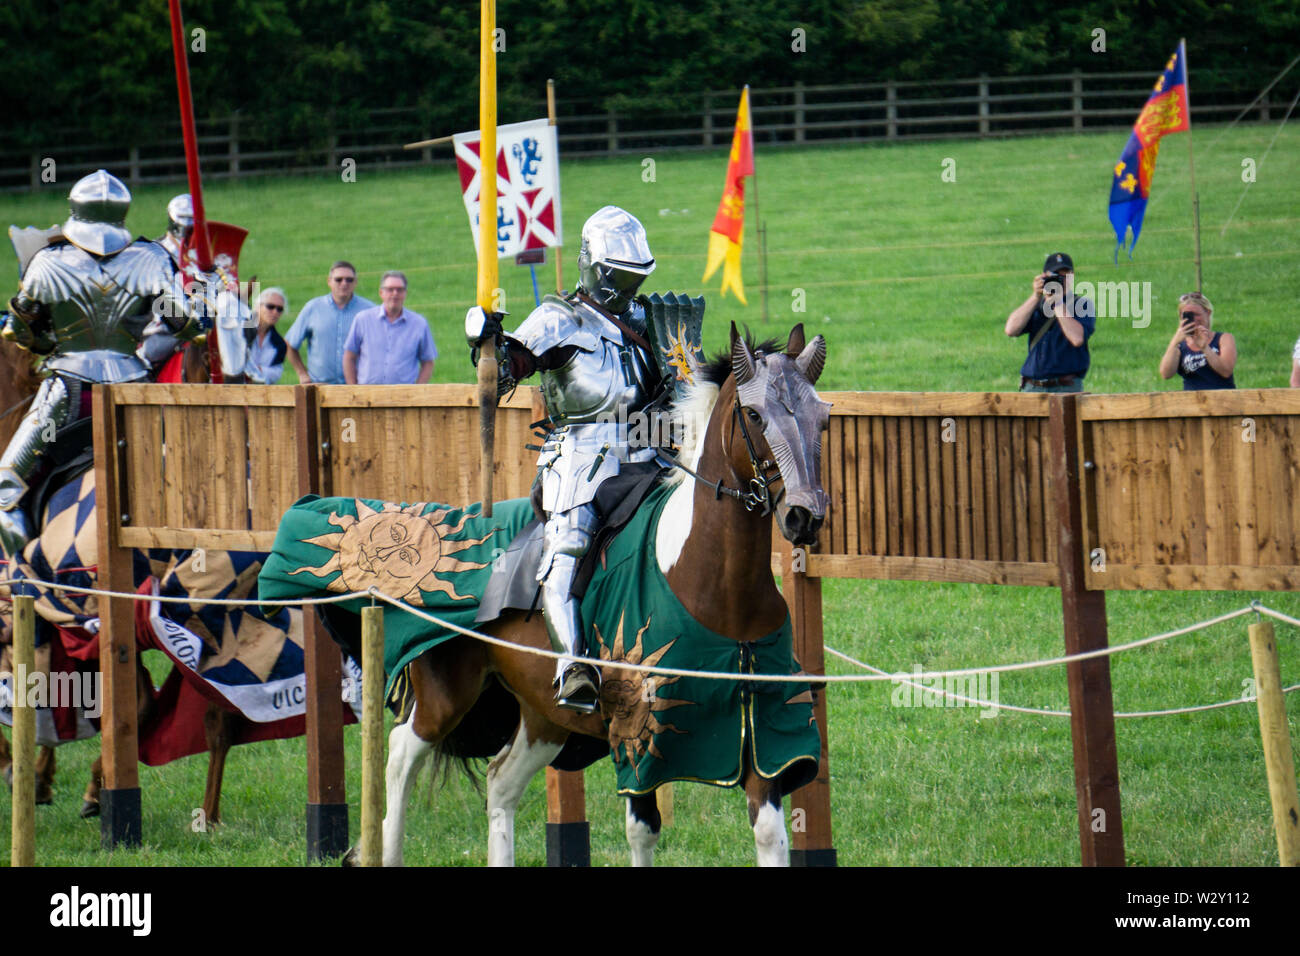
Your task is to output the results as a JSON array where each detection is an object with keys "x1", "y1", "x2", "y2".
[
  {"x1": 63, "y1": 169, "x2": 133, "y2": 256},
  {"x1": 576, "y1": 206, "x2": 655, "y2": 314},
  {"x1": 166, "y1": 193, "x2": 194, "y2": 243}
]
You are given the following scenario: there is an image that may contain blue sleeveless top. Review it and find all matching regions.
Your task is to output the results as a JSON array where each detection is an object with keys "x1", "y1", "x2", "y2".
[{"x1": 1177, "y1": 332, "x2": 1235, "y2": 390}]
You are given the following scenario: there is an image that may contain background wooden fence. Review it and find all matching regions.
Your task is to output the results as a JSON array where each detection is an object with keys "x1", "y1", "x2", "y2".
[
  {"x1": 91, "y1": 383, "x2": 1300, "y2": 864},
  {"x1": 4, "y1": 69, "x2": 1290, "y2": 191}
]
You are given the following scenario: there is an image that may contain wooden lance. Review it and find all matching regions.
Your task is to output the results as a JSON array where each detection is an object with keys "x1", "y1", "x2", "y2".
[{"x1": 476, "y1": 0, "x2": 499, "y2": 517}]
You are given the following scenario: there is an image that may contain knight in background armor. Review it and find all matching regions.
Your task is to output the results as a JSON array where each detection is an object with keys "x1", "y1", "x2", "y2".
[
  {"x1": 466, "y1": 206, "x2": 663, "y2": 712},
  {"x1": 0, "y1": 170, "x2": 218, "y2": 556},
  {"x1": 158, "y1": 193, "x2": 194, "y2": 267}
]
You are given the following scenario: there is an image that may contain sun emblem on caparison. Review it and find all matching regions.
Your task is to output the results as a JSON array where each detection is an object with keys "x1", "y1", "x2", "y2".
[
  {"x1": 596, "y1": 612, "x2": 692, "y2": 781},
  {"x1": 287, "y1": 500, "x2": 496, "y2": 604}
]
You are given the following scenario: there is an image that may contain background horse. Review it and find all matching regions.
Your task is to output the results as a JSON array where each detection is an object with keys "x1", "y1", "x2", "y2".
[
  {"x1": 326, "y1": 323, "x2": 829, "y2": 866},
  {"x1": 0, "y1": 335, "x2": 271, "y2": 824}
]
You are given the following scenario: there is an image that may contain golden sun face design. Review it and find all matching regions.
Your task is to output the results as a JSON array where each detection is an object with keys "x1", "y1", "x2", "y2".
[
  {"x1": 288, "y1": 500, "x2": 496, "y2": 604},
  {"x1": 660, "y1": 320, "x2": 700, "y2": 386},
  {"x1": 596, "y1": 612, "x2": 691, "y2": 781}
]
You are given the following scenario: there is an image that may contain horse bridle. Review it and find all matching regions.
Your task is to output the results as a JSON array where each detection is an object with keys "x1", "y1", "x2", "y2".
[{"x1": 656, "y1": 397, "x2": 783, "y2": 516}]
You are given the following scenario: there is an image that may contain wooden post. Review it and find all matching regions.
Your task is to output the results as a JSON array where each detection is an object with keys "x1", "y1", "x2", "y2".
[
  {"x1": 793, "y1": 81, "x2": 806, "y2": 144},
  {"x1": 92, "y1": 385, "x2": 142, "y2": 849},
  {"x1": 229, "y1": 114, "x2": 240, "y2": 176},
  {"x1": 886, "y1": 82, "x2": 898, "y2": 140},
  {"x1": 1050, "y1": 394, "x2": 1124, "y2": 866},
  {"x1": 298, "y1": 385, "x2": 349, "y2": 860},
  {"x1": 10, "y1": 594, "x2": 36, "y2": 867},
  {"x1": 128, "y1": 146, "x2": 141, "y2": 186},
  {"x1": 977, "y1": 75, "x2": 990, "y2": 136},
  {"x1": 606, "y1": 113, "x2": 618, "y2": 153},
  {"x1": 702, "y1": 92, "x2": 713, "y2": 147},
  {"x1": 359, "y1": 605, "x2": 385, "y2": 866},
  {"x1": 783, "y1": 546, "x2": 836, "y2": 866},
  {"x1": 545, "y1": 768, "x2": 591, "y2": 866},
  {"x1": 1247, "y1": 619, "x2": 1300, "y2": 866},
  {"x1": 1072, "y1": 70, "x2": 1084, "y2": 130}
]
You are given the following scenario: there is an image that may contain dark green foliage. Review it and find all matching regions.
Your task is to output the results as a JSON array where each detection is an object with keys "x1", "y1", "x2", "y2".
[{"x1": 3, "y1": 0, "x2": 1298, "y2": 149}]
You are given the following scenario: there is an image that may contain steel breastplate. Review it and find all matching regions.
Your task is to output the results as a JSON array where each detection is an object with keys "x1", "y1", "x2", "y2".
[
  {"x1": 539, "y1": 335, "x2": 658, "y2": 424},
  {"x1": 20, "y1": 241, "x2": 173, "y2": 357}
]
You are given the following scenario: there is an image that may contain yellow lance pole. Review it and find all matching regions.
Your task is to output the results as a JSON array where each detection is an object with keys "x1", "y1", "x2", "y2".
[
  {"x1": 476, "y1": 0, "x2": 499, "y2": 517},
  {"x1": 548, "y1": 78, "x2": 563, "y2": 294}
]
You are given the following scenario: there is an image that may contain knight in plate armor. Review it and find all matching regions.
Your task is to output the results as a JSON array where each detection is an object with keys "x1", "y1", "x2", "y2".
[
  {"x1": 466, "y1": 206, "x2": 665, "y2": 712},
  {"x1": 158, "y1": 193, "x2": 194, "y2": 268},
  {"x1": 0, "y1": 170, "x2": 221, "y2": 556}
]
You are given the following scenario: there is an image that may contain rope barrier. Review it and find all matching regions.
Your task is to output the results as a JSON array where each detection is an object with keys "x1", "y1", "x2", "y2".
[
  {"x1": 1, "y1": 573, "x2": 1293, "y2": 694},
  {"x1": 825, "y1": 645, "x2": 1300, "y2": 718}
]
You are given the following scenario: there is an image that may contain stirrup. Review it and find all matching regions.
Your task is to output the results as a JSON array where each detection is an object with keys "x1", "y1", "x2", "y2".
[{"x1": 554, "y1": 663, "x2": 601, "y2": 714}]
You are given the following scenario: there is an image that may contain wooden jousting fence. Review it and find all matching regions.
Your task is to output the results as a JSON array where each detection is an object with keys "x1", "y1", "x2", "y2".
[{"x1": 83, "y1": 384, "x2": 1300, "y2": 865}]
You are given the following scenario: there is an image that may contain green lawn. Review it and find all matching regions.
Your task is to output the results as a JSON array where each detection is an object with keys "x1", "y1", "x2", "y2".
[{"x1": 1, "y1": 126, "x2": 1298, "y2": 866}]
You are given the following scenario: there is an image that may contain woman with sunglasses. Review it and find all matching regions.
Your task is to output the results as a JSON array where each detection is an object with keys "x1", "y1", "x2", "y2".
[
  {"x1": 1158, "y1": 291, "x2": 1236, "y2": 390},
  {"x1": 244, "y1": 287, "x2": 289, "y2": 384}
]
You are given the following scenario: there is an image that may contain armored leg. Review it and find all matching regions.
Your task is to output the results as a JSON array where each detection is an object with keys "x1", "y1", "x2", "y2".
[
  {"x1": 537, "y1": 504, "x2": 602, "y2": 713},
  {"x1": 0, "y1": 375, "x2": 77, "y2": 558}
]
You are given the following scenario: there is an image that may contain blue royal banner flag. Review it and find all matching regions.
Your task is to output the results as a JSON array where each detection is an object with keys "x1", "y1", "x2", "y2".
[{"x1": 1108, "y1": 40, "x2": 1191, "y2": 260}]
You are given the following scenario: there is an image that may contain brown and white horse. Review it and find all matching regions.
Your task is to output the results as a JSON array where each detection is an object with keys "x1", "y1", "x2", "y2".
[{"x1": 356, "y1": 322, "x2": 830, "y2": 866}]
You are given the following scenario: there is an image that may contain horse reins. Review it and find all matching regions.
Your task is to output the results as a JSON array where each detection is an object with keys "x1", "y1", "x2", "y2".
[{"x1": 656, "y1": 397, "x2": 782, "y2": 516}]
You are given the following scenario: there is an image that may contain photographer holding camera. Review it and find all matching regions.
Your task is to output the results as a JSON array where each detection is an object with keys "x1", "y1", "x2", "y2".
[
  {"x1": 1157, "y1": 291, "x2": 1235, "y2": 389},
  {"x1": 1004, "y1": 252, "x2": 1095, "y2": 392}
]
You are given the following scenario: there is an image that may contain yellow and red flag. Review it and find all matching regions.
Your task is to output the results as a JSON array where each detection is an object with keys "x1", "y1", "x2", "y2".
[{"x1": 703, "y1": 87, "x2": 754, "y2": 304}]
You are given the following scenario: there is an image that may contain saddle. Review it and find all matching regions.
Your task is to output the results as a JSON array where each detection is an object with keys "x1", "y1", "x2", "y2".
[
  {"x1": 475, "y1": 461, "x2": 667, "y2": 625},
  {"x1": 21, "y1": 416, "x2": 96, "y2": 532}
]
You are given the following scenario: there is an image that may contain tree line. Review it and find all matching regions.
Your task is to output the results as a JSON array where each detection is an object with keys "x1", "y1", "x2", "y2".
[{"x1": 4, "y1": 0, "x2": 1297, "y2": 150}]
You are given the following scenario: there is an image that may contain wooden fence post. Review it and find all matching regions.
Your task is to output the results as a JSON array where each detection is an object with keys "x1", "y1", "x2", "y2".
[
  {"x1": 784, "y1": 546, "x2": 836, "y2": 866},
  {"x1": 886, "y1": 82, "x2": 898, "y2": 140},
  {"x1": 794, "y1": 81, "x2": 806, "y2": 144},
  {"x1": 606, "y1": 114, "x2": 618, "y2": 153},
  {"x1": 298, "y1": 384, "x2": 349, "y2": 860},
  {"x1": 1050, "y1": 394, "x2": 1125, "y2": 866},
  {"x1": 702, "y1": 93, "x2": 713, "y2": 148},
  {"x1": 10, "y1": 594, "x2": 36, "y2": 866},
  {"x1": 92, "y1": 384, "x2": 142, "y2": 849},
  {"x1": 1072, "y1": 70, "x2": 1084, "y2": 130},
  {"x1": 128, "y1": 147, "x2": 141, "y2": 186},
  {"x1": 359, "y1": 605, "x2": 384, "y2": 866},
  {"x1": 229, "y1": 114, "x2": 240, "y2": 176},
  {"x1": 1247, "y1": 618, "x2": 1300, "y2": 866},
  {"x1": 978, "y1": 75, "x2": 990, "y2": 136}
]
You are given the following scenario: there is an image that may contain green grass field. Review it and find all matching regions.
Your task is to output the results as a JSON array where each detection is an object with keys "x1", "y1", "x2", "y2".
[{"x1": 1, "y1": 126, "x2": 1298, "y2": 866}]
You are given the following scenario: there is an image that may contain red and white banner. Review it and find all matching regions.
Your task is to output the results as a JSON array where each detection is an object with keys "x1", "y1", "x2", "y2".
[{"x1": 454, "y1": 118, "x2": 562, "y2": 259}]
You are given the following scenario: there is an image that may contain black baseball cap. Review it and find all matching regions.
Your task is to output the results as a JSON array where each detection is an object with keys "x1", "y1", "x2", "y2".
[{"x1": 1043, "y1": 252, "x2": 1073, "y2": 273}]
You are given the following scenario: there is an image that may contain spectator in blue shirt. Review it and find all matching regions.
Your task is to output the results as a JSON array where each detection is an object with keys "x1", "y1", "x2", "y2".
[
  {"x1": 285, "y1": 261, "x2": 374, "y2": 384},
  {"x1": 343, "y1": 271, "x2": 437, "y2": 384},
  {"x1": 244, "y1": 287, "x2": 289, "y2": 384},
  {"x1": 1004, "y1": 252, "x2": 1095, "y2": 392}
]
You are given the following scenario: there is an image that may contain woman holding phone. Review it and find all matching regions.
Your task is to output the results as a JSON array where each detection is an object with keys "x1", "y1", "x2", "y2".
[{"x1": 1158, "y1": 291, "x2": 1236, "y2": 389}]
